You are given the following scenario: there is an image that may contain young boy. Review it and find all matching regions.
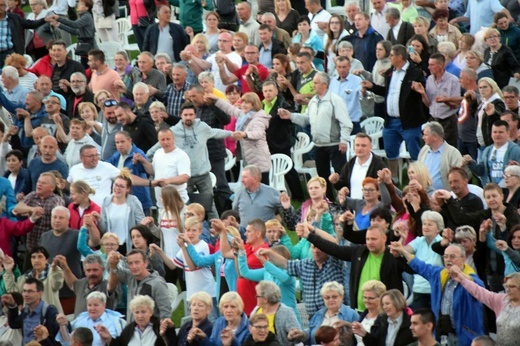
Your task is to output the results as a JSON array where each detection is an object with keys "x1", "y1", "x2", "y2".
[{"x1": 265, "y1": 219, "x2": 282, "y2": 247}]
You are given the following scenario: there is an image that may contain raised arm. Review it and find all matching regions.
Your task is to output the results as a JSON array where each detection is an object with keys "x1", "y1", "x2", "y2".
[{"x1": 53, "y1": 255, "x2": 77, "y2": 291}]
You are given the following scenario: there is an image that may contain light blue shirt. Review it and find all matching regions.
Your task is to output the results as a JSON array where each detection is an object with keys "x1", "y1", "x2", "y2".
[
  {"x1": 386, "y1": 312, "x2": 404, "y2": 346},
  {"x1": 329, "y1": 73, "x2": 363, "y2": 122},
  {"x1": 424, "y1": 141, "x2": 445, "y2": 190},
  {"x1": 259, "y1": 42, "x2": 273, "y2": 68},
  {"x1": 157, "y1": 24, "x2": 175, "y2": 62},
  {"x1": 23, "y1": 301, "x2": 44, "y2": 345},
  {"x1": 56, "y1": 310, "x2": 125, "y2": 346},
  {"x1": 4, "y1": 84, "x2": 29, "y2": 106},
  {"x1": 409, "y1": 234, "x2": 443, "y2": 293},
  {"x1": 386, "y1": 61, "x2": 410, "y2": 118},
  {"x1": 464, "y1": 0, "x2": 505, "y2": 34}
]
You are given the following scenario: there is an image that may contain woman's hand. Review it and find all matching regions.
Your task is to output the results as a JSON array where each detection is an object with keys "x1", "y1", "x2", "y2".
[
  {"x1": 221, "y1": 327, "x2": 234, "y2": 346},
  {"x1": 204, "y1": 93, "x2": 218, "y2": 102},
  {"x1": 338, "y1": 187, "x2": 349, "y2": 205},
  {"x1": 339, "y1": 210, "x2": 354, "y2": 225},
  {"x1": 405, "y1": 189, "x2": 421, "y2": 211},
  {"x1": 280, "y1": 192, "x2": 291, "y2": 209},
  {"x1": 492, "y1": 212, "x2": 507, "y2": 231},
  {"x1": 177, "y1": 233, "x2": 191, "y2": 247},
  {"x1": 407, "y1": 179, "x2": 423, "y2": 192},
  {"x1": 141, "y1": 216, "x2": 155, "y2": 226},
  {"x1": 295, "y1": 223, "x2": 311, "y2": 239},
  {"x1": 495, "y1": 239, "x2": 509, "y2": 251},
  {"x1": 160, "y1": 318, "x2": 174, "y2": 335},
  {"x1": 188, "y1": 327, "x2": 207, "y2": 341},
  {"x1": 56, "y1": 313, "x2": 68, "y2": 327},
  {"x1": 441, "y1": 228, "x2": 454, "y2": 246},
  {"x1": 377, "y1": 168, "x2": 393, "y2": 185},
  {"x1": 409, "y1": 51, "x2": 422, "y2": 63},
  {"x1": 393, "y1": 221, "x2": 408, "y2": 242},
  {"x1": 449, "y1": 265, "x2": 467, "y2": 283},
  {"x1": 484, "y1": 102, "x2": 496, "y2": 116},
  {"x1": 2, "y1": 255, "x2": 15, "y2": 273},
  {"x1": 287, "y1": 328, "x2": 306, "y2": 341},
  {"x1": 94, "y1": 325, "x2": 112, "y2": 343},
  {"x1": 314, "y1": 200, "x2": 329, "y2": 218},
  {"x1": 233, "y1": 237, "x2": 245, "y2": 251},
  {"x1": 351, "y1": 322, "x2": 367, "y2": 337}
]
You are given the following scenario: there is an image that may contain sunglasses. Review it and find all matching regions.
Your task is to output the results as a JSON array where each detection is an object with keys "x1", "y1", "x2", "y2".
[{"x1": 104, "y1": 99, "x2": 118, "y2": 107}]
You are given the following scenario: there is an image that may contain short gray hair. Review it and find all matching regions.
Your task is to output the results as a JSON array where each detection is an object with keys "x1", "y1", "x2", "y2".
[
  {"x1": 87, "y1": 291, "x2": 107, "y2": 305},
  {"x1": 256, "y1": 281, "x2": 281, "y2": 304},
  {"x1": 345, "y1": 1, "x2": 360, "y2": 10},
  {"x1": 421, "y1": 210, "x2": 444, "y2": 231},
  {"x1": 133, "y1": 82, "x2": 149, "y2": 94},
  {"x1": 385, "y1": 7, "x2": 400, "y2": 19},
  {"x1": 337, "y1": 41, "x2": 354, "y2": 50},
  {"x1": 198, "y1": 71, "x2": 215, "y2": 83},
  {"x1": 150, "y1": 101, "x2": 166, "y2": 112},
  {"x1": 83, "y1": 254, "x2": 105, "y2": 269},
  {"x1": 172, "y1": 63, "x2": 188, "y2": 74},
  {"x1": 262, "y1": 12, "x2": 276, "y2": 21},
  {"x1": 154, "y1": 53, "x2": 172, "y2": 63},
  {"x1": 138, "y1": 51, "x2": 155, "y2": 62},
  {"x1": 320, "y1": 281, "x2": 345, "y2": 297},
  {"x1": 438, "y1": 41, "x2": 457, "y2": 58},
  {"x1": 70, "y1": 72, "x2": 87, "y2": 82},
  {"x1": 129, "y1": 294, "x2": 155, "y2": 312},
  {"x1": 424, "y1": 121, "x2": 444, "y2": 139},
  {"x1": 447, "y1": 243, "x2": 466, "y2": 258},
  {"x1": 505, "y1": 164, "x2": 520, "y2": 177},
  {"x1": 52, "y1": 206, "x2": 70, "y2": 219},
  {"x1": 460, "y1": 68, "x2": 477, "y2": 81},
  {"x1": 243, "y1": 165, "x2": 262, "y2": 181},
  {"x1": 2, "y1": 66, "x2": 18, "y2": 81},
  {"x1": 315, "y1": 72, "x2": 330, "y2": 86}
]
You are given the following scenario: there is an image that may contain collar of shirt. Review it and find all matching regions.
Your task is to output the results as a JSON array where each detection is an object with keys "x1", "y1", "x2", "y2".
[
  {"x1": 387, "y1": 312, "x2": 403, "y2": 326},
  {"x1": 428, "y1": 141, "x2": 445, "y2": 154},
  {"x1": 355, "y1": 153, "x2": 373, "y2": 167},
  {"x1": 263, "y1": 96, "x2": 277, "y2": 108},
  {"x1": 25, "y1": 300, "x2": 44, "y2": 316},
  {"x1": 337, "y1": 73, "x2": 351, "y2": 82},
  {"x1": 262, "y1": 41, "x2": 273, "y2": 51},
  {"x1": 395, "y1": 61, "x2": 410, "y2": 73}
]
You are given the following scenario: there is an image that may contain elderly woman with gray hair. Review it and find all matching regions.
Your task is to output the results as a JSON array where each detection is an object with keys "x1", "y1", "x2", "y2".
[
  {"x1": 56, "y1": 291, "x2": 126, "y2": 346},
  {"x1": 291, "y1": 281, "x2": 358, "y2": 345},
  {"x1": 251, "y1": 281, "x2": 307, "y2": 345},
  {"x1": 502, "y1": 165, "x2": 520, "y2": 209}
]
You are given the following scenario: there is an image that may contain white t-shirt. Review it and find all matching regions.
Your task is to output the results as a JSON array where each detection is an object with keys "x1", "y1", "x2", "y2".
[
  {"x1": 350, "y1": 154, "x2": 373, "y2": 199},
  {"x1": 159, "y1": 209, "x2": 182, "y2": 258},
  {"x1": 107, "y1": 203, "x2": 130, "y2": 245},
  {"x1": 67, "y1": 161, "x2": 121, "y2": 206},
  {"x1": 173, "y1": 240, "x2": 217, "y2": 300},
  {"x1": 207, "y1": 51, "x2": 243, "y2": 93},
  {"x1": 153, "y1": 147, "x2": 191, "y2": 207}
]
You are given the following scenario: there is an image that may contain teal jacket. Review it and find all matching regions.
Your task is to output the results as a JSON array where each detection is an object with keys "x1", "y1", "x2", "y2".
[{"x1": 168, "y1": 0, "x2": 213, "y2": 33}]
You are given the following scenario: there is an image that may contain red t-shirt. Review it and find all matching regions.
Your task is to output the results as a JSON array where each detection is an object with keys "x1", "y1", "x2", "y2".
[
  {"x1": 237, "y1": 242, "x2": 269, "y2": 315},
  {"x1": 233, "y1": 64, "x2": 270, "y2": 99}
]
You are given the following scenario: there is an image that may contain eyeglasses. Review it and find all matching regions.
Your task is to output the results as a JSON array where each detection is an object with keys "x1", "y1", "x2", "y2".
[
  {"x1": 104, "y1": 99, "x2": 118, "y2": 107},
  {"x1": 323, "y1": 295, "x2": 340, "y2": 300},
  {"x1": 503, "y1": 174, "x2": 518, "y2": 179},
  {"x1": 486, "y1": 35, "x2": 500, "y2": 39},
  {"x1": 252, "y1": 325, "x2": 269, "y2": 330},
  {"x1": 504, "y1": 284, "x2": 518, "y2": 289},
  {"x1": 330, "y1": 21, "x2": 342, "y2": 24},
  {"x1": 244, "y1": 51, "x2": 257, "y2": 55},
  {"x1": 45, "y1": 100, "x2": 60, "y2": 105},
  {"x1": 442, "y1": 254, "x2": 461, "y2": 260},
  {"x1": 504, "y1": 96, "x2": 518, "y2": 99},
  {"x1": 71, "y1": 80, "x2": 85, "y2": 84},
  {"x1": 362, "y1": 188, "x2": 376, "y2": 193}
]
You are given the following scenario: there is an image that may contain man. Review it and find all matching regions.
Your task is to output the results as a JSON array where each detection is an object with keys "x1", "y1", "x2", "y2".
[
  {"x1": 107, "y1": 131, "x2": 153, "y2": 214},
  {"x1": 25, "y1": 127, "x2": 50, "y2": 167},
  {"x1": 370, "y1": 0, "x2": 390, "y2": 38},
  {"x1": 218, "y1": 45, "x2": 269, "y2": 97},
  {"x1": 233, "y1": 165, "x2": 281, "y2": 227},
  {"x1": 261, "y1": 12, "x2": 292, "y2": 49},
  {"x1": 343, "y1": 12, "x2": 383, "y2": 71},
  {"x1": 362, "y1": 44, "x2": 428, "y2": 182},
  {"x1": 2, "y1": 278, "x2": 60, "y2": 345},
  {"x1": 279, "y1": 72, "x2": 353, "y2": 200},
  {"x1": 243, "y1": 314, "x2": 278, "y2": 345},
  {"x1": 238, "y1": 1, "x2": 260, "y2": 46},
  {"x1": 131, "y1": 52, "x2": 167, "y2": 97},
  {"x1": 415, "y1": 53, "x2": 461, "y2": 146},
  {"x1": 501, "y1": 111, "x2": 520, "y2": 144},
  {"x1": 53, "y1": 254, "x2": 113, "y2": 317},
  {"x1": 41, "y1": 95, "x2": 70, "y2": 144},
  {"x1": 278, "y1": 52, "x2": 317, "y2": 113},
  {"x1": 390, "y1": 242, "x2": 484, "y2": 346},
  {"x1": 114, "y1": 101, "x2": 158, "y2": 152},
  {"x1": 158, "y1": 63, "x2": 190, "y2": 118},
  {"x1": 40, "y1": 206, "x2": 82, "y2": 315},
  {"x1": 0, "y1": 0, "x2": 48, "y2": 67},
  {"x1": 503, "y1": 85, "x2": 520, "y2": 113},
  {"x1": 62, "y1": 119, "x2": 101, "y2": 167},
  {"x1": 50, "y1": 40, "x2": 86, "y2": 99},
  {"x1": 185, "y1": 32, "x2": 242, "y2": 93},
  {"x1": 26, "y1": 136, "x2": 69, "y2": 191},
  {"x1": 329, "y1": 56, "x2": 363, "y2": 134},
  {"x1": 132, "y1": 82, "x2": 153, "y2": 116},
  {"x1": 142, "y1": 4, "x2": 190, "y2": 63},
  {"x1": 100, "y1": 99, "x2": 123, "y2": 161},
  {"x1": 385, "y1": 7, "x2": 415, "y2": 45},
  {"x1": 471, "y1": 336, "x2": 496, "y2": 346},
  {"x1": 155, "y1": 53, "x2": 174, "y2": 85},
  {"x1": 0, "y1": 65, "x2": 28, "y2": 106},
  {"x1": 170, "y1": 0, "x2": 214, "y2": 36},
  {"x1": 66, "y1": 72, "x2": 94, "y2": 119},
  {"x1": 107, "y1": 249, "x2": 171, "y2": 322},
  {"x1": 137, "y1": 128, "x2": 191, "y2": 206},
  {"x1": 87, "y1": 49, "x2": 121, "y2": 99},
  {"x1": 170, "y1": 102, "x2": 232, "y2": 218},
  {"x1": 418, "y1": 122, "x2": 464, "y2": 190},
  {"x1": 409, "y1": 309, "x2": 440, "y2": 346},
  {"x1": 435, "y1": 167, "x2": 484, "y2": 230},
  {"x1": 450, "y1": 0, "x2": 513, "y2": 34},
  {"x1": 70, "y1": 327, "x2": 94, "y2": 346},
  {"x1": 329, "y1": 132, "x2": 386, "y2": 199},
  {"x1": 456, "y1": 68, "x2": 480, "y2": 160},
  {"x1": 462, "y1": 120, "x2": 520, "y2": 185},
  {"x1": 305, "y1": 0, "x2": 331, "y2": 40},
  {"x1": 263, "y1": 81, "x2": 303, "y2": 200},
  {"x1": 67, "y1": 144, "x2": 122, "y2": 206},
  {"x1": 344, "y1": 1, "x2": 360, "y2": 34},
  {"x1": 258, "y1": 24, "x2": 287, "y2": 69}
]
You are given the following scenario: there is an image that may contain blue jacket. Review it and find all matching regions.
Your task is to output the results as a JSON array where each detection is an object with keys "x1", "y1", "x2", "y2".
[
  {"x1": 468, "y1": 141, "x2": 520, "y2": 185},
  {"x1": 106, "y1": 144, "x2": 152, "y2": 209},
  {"x1": 209, "y1": 313, "x2": 249, "y2": 346},
  {"x1": 3, "y1": 167, "x2": 29, "y2": 198},
  {"x1": 409, "y1": 257, "x2": 484, "y2": 346},
  {"x1": 308, "y1": 304, "x2": 359, "y2": 344},
  {"x1": 0, "y1": 177, "x2": 17, "y2": 219},
  {"x1": 343, "y1": 26, "x2": 383, "y2": 71},
  {"x1": 187, "y1": 246, "x2": 237, "y2": 303},
  {"x1": 142, "y1": 22, "x2": 190, "y2": 62}
]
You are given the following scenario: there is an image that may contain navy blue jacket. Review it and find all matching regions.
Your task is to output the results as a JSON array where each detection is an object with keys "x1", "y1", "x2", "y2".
[{"x1": 143, "y1": 22, "x2": 190, "y2": 62}]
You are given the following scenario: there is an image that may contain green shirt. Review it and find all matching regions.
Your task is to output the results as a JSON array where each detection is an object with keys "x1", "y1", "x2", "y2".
[
  {"x1": 263, "y1": 96, "x2": 278, "y2": 115},
  {"x1": 357, "y1": 252, "x2": 384, "y2": 311}
]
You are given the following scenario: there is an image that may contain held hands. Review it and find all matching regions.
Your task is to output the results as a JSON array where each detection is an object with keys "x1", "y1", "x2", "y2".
[
  {"x1": 210, "y1": 219, "x2": 226, "y2": 233},
  {"x1": 492, "y1": 212, "x2": 507, "y2": 230},
  {"x1": 295, "y1": 223, "x2": 311, "y2": 239},
  {"x1": 411, "y1": 81, "x2": 425, "y2": 94},
  {"x1": 338, "y1": 210, "x2": 354, "y2": 225},
  {"x1": 338, "y1": 187, "x2": 349, "y2": 205},
  {"x1": 277, "y1": 108, "x2": 291, "y2": 119},
  {"x1": 329, "y1": 172, "x2": 340, "y2": 184},
  {"x1": 94, "y1": 325, "x2": 112, "y2": 342},
  {"x1": 34, "y1": 325, "x2": 49, "y2": 341},
  {"x1": 2, "y1": 255, "x2": 15, "y2": 273},
  {"x1": 231, "y1": 131, "x2": 246, "y2": 140},
  {"x1": 495, "y1": 239, "x2": 509, "y2": 251},
  {"x1": 31, "y1": 207, "x2": 44, "y2": 221},
  {"x1": 56, "y1": 313, "x2": 68, "y2": 327},
  {"x1": 377, "y1": 168, "x2": 393, "y2": 185},
  {"x1": 160, "y1": 318, "x2": 175, "y2": 335}
]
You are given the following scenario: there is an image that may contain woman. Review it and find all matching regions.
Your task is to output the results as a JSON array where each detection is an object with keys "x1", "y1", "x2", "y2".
[
  {"x1": 453, "y1": 34, "x2": 475, "y2": 69},
  {"x1": 5, "y1": 54, "x2": 37, "y2": 91},
  {"x1": 465, "y1": 50, "x2": 494, "y2": 81},
  {"x1": 306, "y1": 281, "x2": 359, "y2": 345},
  {"x1": 128, "y1": 0, "x2": 155, "y2": 51},
  {"x1": 114, "y1": 51, "x2": 140, "y2": 105},
  {"x1": 92, "y1": 0, "x2": 118, "y2": 43},
  {"x1": 452, "y1": 267, "x2": 520, "y2": 346},
  {"x1": 503, "y1": 165, "x2": 520, "y2": 209},
  {"x1": 96, "y1": 171, "x2": 145, "y2": 254},
  {"x1": 314, "y1": 326, "x2": 340, "y2": 346},
  {"x1": 68, "y1": 180, "x2": 100, "y2": 230},
  {"x1": 26, "y1": 0, "x2": 52, "y2": 60},
  {"x1": 495, "y1": 12, "x2": 520, "y2": 63},
  {"x1": 97, "y1": 295, "x2": 176, "y2": 345},
  {"x1": 204, "y1": 12, "x2": 220, "y2": 54},
  {"x1": 224, "y1": 85, "x2": 240, "y2": 157},
  {"x1": 429, "y1": 9, "x2": 462, "y2": 47},
  {"x1": 129, "y1": 225, "x2": 163, "y2": 276},
  {"x1": 393, "y1": 0, "x2": 418, "y2": 23},
  {"x1": 3, "y1": 150, "x2": 28, "y2": 200},
  {"x1": 323, "y1": 15, "x2": 348, "y2": 75},
  {"x1": 411, "y1": 16, "x2": 437, "y2": 54},
  {"x1": 274, "y1": 0, "x2": 299, "y2": 35},
  {"x1": 269, "y1": 53, "x2": 294, "y2": 107},
  {"x1": 407, "y1": 161, "x2": 434, "y2": 196},
  {"x1": 149, "y1": 101, "x2": 170, "y2": 132},
  {"x1": 208, "y1": 92, "x2": 272, "y2": 183},
  {"x1": 343, "y1": 177, "x2": 391, "y2": 230},
  {"x1": 408, "y1": 34, "x2": 430, "y2": 76},
  {"x1": 56, "y1": 292, "x2": 125, "y2": 346},
  {"x1": 78, "y1": 102, "x2": 102, "y2": 145},
  {"x1": 355, "y1": 40, "x2": 392, "y2": 118},
  {"x1": 78, "y1": 229, "x2": 120, "y2": 260},
  {"x1": 353, "y1": 280, "x2": 387, "y2": 346},
  {"x1": 209, "y1": 292, "x2": 250, "y2": 346},
  {"x1": 7, "y1": 0, "x2": 23, "y2": 17},
  {"x1": 483, "y1": 28, "x2": 520, "y2": 89},
  {"x1": 174, "y1": 291, "x2": 214, "y2": 345},
  {"x1": 4, "y1": 246, "x2": 64, "y2": 313},
  {"x1": 53, "y1": 0, "x2": 98, "y2": 68},
  {"x1": 232, "y1": 32, "x2": 248, "y2": 62},
  {"x1": 250, "y1": 281, "x2": 306, "y2": 345},
  {"x1": 192, "y1": 33, "x2": 211, "y2": 60},
  {"x1": 292, "y1": 16, "x2": 324, "y2": 71},
  {"x1": 474, "y1": 77, "x2": 505, "y2": 148},
  {"x1": 352, "y1": 289, "x2": 415, "y2": 346},
  {"x1": 199, "y1": 72, "x2": 227, "y2": 100}
]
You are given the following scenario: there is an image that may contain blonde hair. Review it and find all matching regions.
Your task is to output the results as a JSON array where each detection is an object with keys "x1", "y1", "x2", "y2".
[
  {"x1": 219, "y1": 291, "x2": 244, "y2": 313},
  {"x1": 78, "y1": 102, "x2": 97, "y2": 119},
  {"x1": 149, "y1": 101, "x2": 166, "y2": 112},
  {"x1": 361, "y1": 280, "x2": 387, "y2": 297},
  {"x1": 413, "y1": 16, "x2": 430, "y2": 27},
  {"x1": 226, "y1": 226, "x2": 240, "y2": 238},
  {"x1": 274, "y1": 0, "x2": 291, "y2": 14},
  {"x1": 161, "y1": 185, "x2": 184, "y2": 232},
  {"x1": 408, "y1": 161, "x2": 433, "y2": 190},
  {"x1": 70, "y1": 180, "x2": 96, "y2": 195},
  {"x1": 190, "y1": 291, "x2": 213, "y2": 309},
  {"x1": 192, "y1": 33, "x2": 210, "y2": 54},
  {"x1": 479, "y1": 77, "x2": 504, "y2": 99},
  {"x1": 94, "y1": 89, "x2": 112, "y2": 105},
  {"x1": 320, "y1": 281, "x2": 345, "y2": 297},
  {"x1": 265, "y1": 219, "x2": 282, "y2": 229},
  {"x1": 240, "y1": 92, "x2": 263, "y2": 111},
  {"x1": 185, "y1": 216, "x2": 203, "y2": 230},
  {"x1": 380, "y1": 289, "x2": 407, "y2": 313},
  {"x1": 187, "y1": 203, "x2": 205, "y2": 220},
  {"x1": 484, "y1": 28, "x2": 501, "y2": 40},
  {"x1": 101, "y1": 232, "x2": 120, "y2": 244},
  {"x1": 308, "y1": 176, "x2": 327, "y2": 189},
  {"x1": 129, "y1": 295, "x2": 155, "y2": 312}
]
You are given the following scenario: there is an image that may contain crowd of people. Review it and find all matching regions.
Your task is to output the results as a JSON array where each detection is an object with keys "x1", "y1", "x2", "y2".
[{"x1": 1, "y1": 0, "x2": 520, "y2": 345}]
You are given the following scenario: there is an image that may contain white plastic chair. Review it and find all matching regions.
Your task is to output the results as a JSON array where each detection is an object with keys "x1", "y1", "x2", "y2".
[
  {"x1": 171, "y1": 290, "x2": 188, "y2": 316},
  {"x1": 269, "y1": 153, "x2": 293, "y2": 191},
  {"x1": 224, "y1": 148, "x2": 236, "y2": 180},
  {"x1": 467, "y1": 184, "x2": 487, "y2": 208},
  {"x1": 97, "y1": 41, "x2": 125, "y2": 68},
  {"x1": 228, "y1": 159, "x2": 244, "y2": 193},
  {"x1": 346, "y1": 134, "x2": 356, "y2": 162},
  {"x1": 66, "y1": 43, "x2": 81, "y2": 62},
  {"x1": 209, "y1": 172, "x2": 216, "y2": 188},
  {"x1": 115, "y1": 18, "x2": 140, "y2": 53},
  {"x1": 291, "y1": 132, "x2": 317, "y2": 182},
  {"x1": 398, "y1": 142, "x2": 411, "y2": 185},
  {"x1": 361, "y1": 116, "x2": 386, "y2": 158},
  {"x1": 166, "y1": 283, "x2": 179, "y2": 312}
]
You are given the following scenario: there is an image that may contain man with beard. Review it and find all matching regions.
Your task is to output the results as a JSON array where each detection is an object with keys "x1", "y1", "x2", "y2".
[
  {"x1": 52, "y1": 253, "x2": 115, "y2": 317},
  {"x1": 100, "y1": 99, "x2": 123, "y2": 161},
  {"x1": 66, "y1": 72, "x2": 94, "y2": 119},
  {"x1": 114, "y1": 101, "x2": 158, "y2": 153}
]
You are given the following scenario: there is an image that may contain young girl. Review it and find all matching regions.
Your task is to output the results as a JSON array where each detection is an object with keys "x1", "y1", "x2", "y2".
[
  {"x1": 265, "y1": 219, "x2": 282, "y2": 247},
  {"x1": 130, "y1": 225, "x2": 165, "y2": 276},
  {"x1": 68, "y1": 180, "x2": 100, "y2": 230},
  {"x1": 78, "y1": 102, "x2": 102, "y2": 145},
  {"x1": 486, "y1": 225, "x2": 520, "y2": 275}
]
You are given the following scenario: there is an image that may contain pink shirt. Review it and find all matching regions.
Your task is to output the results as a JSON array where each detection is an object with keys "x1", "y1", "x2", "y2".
[
  {"x1": 89, "y1": 68, "x2": 121, "y2": 100},
  {"x1": 129, "y1": 0, "x2": 149, "y2": 25}
]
